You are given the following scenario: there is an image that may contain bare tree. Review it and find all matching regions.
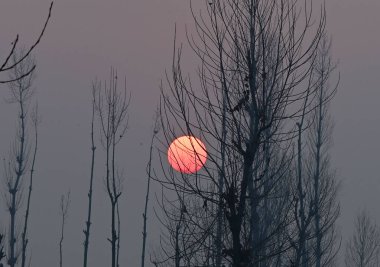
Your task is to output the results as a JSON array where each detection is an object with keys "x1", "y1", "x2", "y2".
[
  {"x1": 155, "y1": 0, "x2": 331, "y2": 266},
  {"x1": 345, "y1": 210, "x2": 380, "y2": 267},
  {"x1": 288, "y1": 76, "x2": 314, "y2": 267},
  {"x1": 1, "y1": 3, "x2": 53, "y2": 263},
  {"x1": 93, "y1": 68, "x2": 130, "y2": 267},
  {"x1": 0, "y1": 2, "x2": 53, "y2": 84},
  {"x1": 2, "y1": 51, "x2": 37, "y2": 267},
  {"x1": 152, "y1": 188, "x2": 211, "y2": 267},
  {"x1": 287, "y1": 34, "x2": 339, "y2": 267},
  {"x1": 141, "y1": 111, "x2": 160, "y2": 267},
  {"x1": 82, "y1": 82, "x2": 97, "y2": 267},
  {"x1": 59, "y1": 190, "x2": 71, "y2": 267},
  {"x1": 307, "y1": 35, "x2": 340, "y2": 267},
  {"x1": 20, "y1": 105, "x2": 40, "y2": 267}
]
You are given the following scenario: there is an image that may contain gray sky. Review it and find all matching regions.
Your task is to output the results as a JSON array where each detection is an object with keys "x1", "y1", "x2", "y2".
[{"x1": 0, "y1": 0, "x2": 380, "y2": 266}]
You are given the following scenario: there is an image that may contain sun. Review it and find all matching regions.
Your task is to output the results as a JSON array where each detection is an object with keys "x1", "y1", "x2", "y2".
[{"x1": 167, "y1": 135, "x2": 207, "y2": 174}]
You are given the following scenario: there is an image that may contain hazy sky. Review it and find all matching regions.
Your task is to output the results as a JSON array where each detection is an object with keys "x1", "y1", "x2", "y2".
[{"x1": 0, "y1": 0, "x2": 380, "y2": 266}]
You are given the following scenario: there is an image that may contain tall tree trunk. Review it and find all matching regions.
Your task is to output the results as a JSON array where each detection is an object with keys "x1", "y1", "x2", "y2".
[
  {"x1": 314, "y1": 80, "x2": 324, "y2": 267},
  {"x1": 313, "y1": 44, "x2": 331, "y2": 266},
  {"x1": 9, "y1": 88, "x2": 27, "y2": 267},
  {"x1": 21, "y1": 107, "x2": 39, "y2": 267},
  {"x1": 83, "y1": 93, "x2": 96, "y2": 267},
  {"x1": 141, "y1": 126, "x2": 157, "y2": 267},
  {"x1": 59, "y1": 191, "x2": 70, "y2": 267}
]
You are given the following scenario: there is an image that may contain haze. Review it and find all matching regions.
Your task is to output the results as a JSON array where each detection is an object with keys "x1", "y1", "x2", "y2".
[{"x1": 0, "y1": 0, "x2": 380, "y2": 266}]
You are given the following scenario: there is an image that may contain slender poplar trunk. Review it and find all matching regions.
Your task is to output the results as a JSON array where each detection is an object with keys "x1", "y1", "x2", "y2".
[
  {"x1": 296, "y1": 122, "x2": 308, "y2": 267},
  {"x1": 116, "y1": 201, "x2": 121, "y2": 267},
  {"x1": 9, "y1": 91, "x2": 27, "y2": 267},
  {"x1": 59, "y1": 192, "x2": 70, "y2": 267},
  {"x1": 141, "y1": 130, "x2": 156, "y2": 267},
  {"x1": 314, "y1": 78, "x2": 324, "y2": 267},
  {"x1": 111, "y1": 201, "x2": 117, "y2": 267},
  {"x1": 21, "y1": 109, "x2": 38, "y2": 267},
  {"x1": 59, "y1": 217, "x2": 64, "y2": 267},
  {"x1": 83, "y1": 95, "x2": 96, "y2": 267},
  {"x1": 313, "y1": 45, "x2": 330, "y2": 266}
]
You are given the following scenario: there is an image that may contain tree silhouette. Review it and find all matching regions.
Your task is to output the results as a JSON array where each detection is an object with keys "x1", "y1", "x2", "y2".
[
  {"x1": 141, "y1": 111, "x2": 160, "y2": 267},
  {"x1": 59, "y1": 190, "x2": 71, "y2": 267},
  {"x1": 2, "y1": 51, "x2": 39, "y2": 267},
  {"x1": 154, "y1": 0, "x2": 337, "y2": 266},
  {"x1": 93, "y1": 68, "x2": 130, "y2": 267},
  {"x1": 1, "y1": 4, "x2": 52, "y2": 266},
  {"x1": 345, "y1": 210, "x2": 380, "y2": 267},
  {"x1": 82, "y1": 82, "x2": 97, "y2": 267},
  {"x1": 288, "y1": 34, "x2": 340, "y2": 267},
  {"x1": 21, "y1": 105, "x2": 40, "y2": 267}
]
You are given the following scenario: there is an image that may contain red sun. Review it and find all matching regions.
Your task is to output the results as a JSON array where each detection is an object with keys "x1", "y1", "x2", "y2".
[{"x1": 167, "y1": 135, "x2": 207, "y2": 174}]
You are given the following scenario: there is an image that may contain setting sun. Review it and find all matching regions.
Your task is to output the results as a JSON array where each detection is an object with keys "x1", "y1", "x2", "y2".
[{"x1": 167, "y1": 135, "x2": 207, "y2": 174}]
